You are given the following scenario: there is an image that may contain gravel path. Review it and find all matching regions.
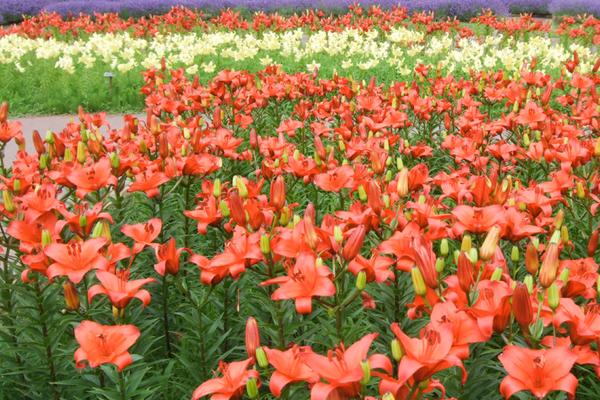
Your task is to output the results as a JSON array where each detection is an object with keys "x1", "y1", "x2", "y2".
[{"x1": 5, "y1": 113, "x2": 142, "y2": 165}]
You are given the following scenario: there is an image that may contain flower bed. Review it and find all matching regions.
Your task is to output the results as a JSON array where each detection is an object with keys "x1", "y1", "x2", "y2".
[
  {"x1": 0, "y1": 7, "x2": 598, "y2": 115},
  {"x1": 0, "y1": 48, "x2": 599, "y2": 398}
]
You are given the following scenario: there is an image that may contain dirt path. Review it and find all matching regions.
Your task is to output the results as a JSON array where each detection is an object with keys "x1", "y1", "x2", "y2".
[{"x1": 5, "y1": 113, "x2": 143, "y2": 165}]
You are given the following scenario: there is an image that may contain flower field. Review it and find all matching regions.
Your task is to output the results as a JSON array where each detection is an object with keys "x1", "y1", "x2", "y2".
[
  {"x1": 0, "y1": 3, "x2": 600, "y2": 400},
  {"x1": 0, "y1": 7, "x2": 598, "y2": 114}
]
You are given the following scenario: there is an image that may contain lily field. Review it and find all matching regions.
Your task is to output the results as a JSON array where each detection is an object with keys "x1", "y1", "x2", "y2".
[{"x1": 0, "y1": 4, "x2": 599, "y2": 400}]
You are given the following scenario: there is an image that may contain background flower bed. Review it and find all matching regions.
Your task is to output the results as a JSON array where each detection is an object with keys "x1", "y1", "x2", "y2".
[
  {"x1": 2, "y1": 0, "x2": 600, "y2": 25},
  {"x1": 0, "y1": 7, "x2": 597, "y2": 116}
]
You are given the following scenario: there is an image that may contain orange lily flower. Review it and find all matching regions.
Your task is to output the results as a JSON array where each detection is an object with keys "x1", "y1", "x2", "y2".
[
  {"x1": 499, "y1": 346, "x2": 578, "y2": 399},
  {"x1": 191, "y1": 358, "x2": 259, "y2": 400},
  {"x1": 44, "y1": 238, "x2": 109, "y2": 283},
  {"x1": 88, "y1": 270, "x2": 155, "y2": 309},
  {"x1": 121, "y1": 218, "x2": 162, "y2": 254},
  {"x1": 261, "y1": 252, "x2": 335, "y2": 314},
  {"x1": 74, "y1": 320, "x2": 140, "y2": 371}
]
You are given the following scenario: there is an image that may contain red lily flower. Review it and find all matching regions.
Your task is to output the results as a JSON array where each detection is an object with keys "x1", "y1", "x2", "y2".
[
  {"x1": 516, "y1": 101, "x2": 546, "y2": 127},
  {"x1": 348, "y1": 254, "x2": 395, "y2": 283},
  {"x1": 44, "y1": 238, "x2": 109, "y2": 283},
  {"x1": 553, "y1": 298, "x2": 600, "y2": 345},
  {"x1": 74, "y1": 320, "x2": 140, "y2": 371},
  {"x1": 66, "y1": 158, "x2": 117, "y2": 198},
  {"x1": 184, "y1": 195, "x2": 222, "y2": 234},
  {"x1": 499, "y1": 345, "x2": 578, "y2": 399},
  {"x1": 19, "y1": 183, "x2": 62, "y2": 221},
  {"x1": 59, "y1": 203, "x2": 114, "y2": 237},
  {"x1": 383, "y1": 323, "x2": 466, "y2": 395},
  {"x1": 128, "y1": 170, "x2": 170, "y2": 198},
  {"x1": 301, "y1": 333, "x2": 392, "y2": 400},
  {"x1": 313, "y1": 165, "x2": 354, "y2": 192},
  {"x1": 88, "y1": 270, "x2": 155, "y2": 309},
  {"x1": 263, "y1": 346, "x2": 319, "y2": 397},
  {"x1": 192, "y1": 358, "x2": 259, "y2": 400},
  {"x1": 152, "y1": 238, "x2": 186, "y2": 276},
  {"x1": 121, "y1": 218, "x2": 162, "y2": 254},
  {"x1": 261, "y1": 252, "x2": 335, "y2": 314},
  {"x1": 469, "y1": 280, "x2": 512, "y2": 338},
  {"x1": 451, "y1": 205, "x2": 504, "y2": 235},
  {"x1": 202, "y1": 226, "x2": 262, "y2": 282}
]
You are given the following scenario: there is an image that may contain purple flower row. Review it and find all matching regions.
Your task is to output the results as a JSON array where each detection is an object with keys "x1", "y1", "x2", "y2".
[{"x1": 1, "y1": 0, "x2": 598, "y2": 24}]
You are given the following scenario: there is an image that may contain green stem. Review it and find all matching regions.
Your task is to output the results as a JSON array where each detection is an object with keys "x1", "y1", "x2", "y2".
[
  {"x1": 162, "y1": 274, "x2": 172, "y2": 358},
  {"x1": 34, "y1": 280, "x2": 59, "y2": 400},
  {"x1": 276, "y1": 301, "x2": 286, "y2": 349},
  {"x1": 118, "y1": 370, "x2": 127, "y2": 400},
  {"x1": 222, "y1": 279, "x2": 231, "y2": 353},
  {"x1": 394, "y1": 269, "x2": 402, "y2": 322},
  {"x1": 1, "y1": 240, "x2": 27, "y2": 390}
]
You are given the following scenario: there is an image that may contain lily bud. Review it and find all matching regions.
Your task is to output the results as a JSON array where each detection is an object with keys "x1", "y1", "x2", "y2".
[
  {"x1": 269, "y1": 176, "x2": 286, "y2": 210},
  {"x1": 333, "y1": 225, "x2": 343, "y2": 244},
  {"x1": 390, "y1": 338, "x2": 403, "y2": 361},
  {"x1": 360, "y1": 360, "x2": 371, "y2": 385},
  {"x1": 468, "y1": 248, "x2": 478, "y2": 264},
  {"x1": 396, "y1": 156, "x2": 404, "y2": 170},
  {"x1": 79, "y1": 215, "x2": 88, "y2": 229},
  {"x1": 228, "y1": 190, "x2": 246, "y2": 226},
  {"x1": 525, "y1": 241, "x2": 539, "y2": 275},
  {"x1": 0, "y1": 101, "x2": 7, "y2": 123},
  {"x1": 457, "y1": 252, "x2": 474, "y2": 293},
  {"x1": 39, "y1": 153, "x2": 49, "y2": 170},
  {"x1": 512, "y1": 283, "x2": 532, "y2": 329},
  {"x1": 547, "y1": 283, "x2": 560, "y2": 310},
  {"x1": 255, "y1": 347, "x2": 269, "y2": 368},
  {"x1": 435, "y1": 257, "x2": 445, "y2": 273},
  {"x1": 279, "y1": 206, "x2": 290, "y2": 226},
  {"x1": 479, "y1": 225, "x2": 501, "y2": 261},
  {"x1": 357, "y1": 185, "x2": 367, "y2": 201},
  {"x1": 2, "y1": 190, "x2": 14, "y2": 213},
  {"x1": 539, "y1": 233, "x2": 561, "y2": 288},
  {"x1": 561, "y1": 225, "x2": 569, "y2": 244},
  {"x1": 235, "y1": 177, "x2": 248, "y2": 198},
  {"x1": 245, "y1": 317, "x2": 260, "y2": 358},
  {"x1": 490, "y1": 267, "x2": 503, "y2": 281},
  {"x1": 95, "y1": 221, "x2": 111, "y2": 242},
  {"x1": 382, "y1": 393, "x2": 395, "y2": 400},
  {"x1": 76, "y1": 141, "x2": 87, "y2": 164},
  {"x1": 396, "y1": 168, "x2": 409, "y2": 197},
  {"x1": 553, "y1": 209, "x2": 564, "y2": 230},
  {"x1": 91, "y1": 221, "x2": 103, "y2": 238},
  {"x1": 440, "y1": 238, "x2": 449, "y2": 256},
  {"x1": 367, "y1": 181, "x2": 383, "y2": 214},
  {"x1": 576, "y1": 181, "x2": 586, "y2": 199},
  {"x1": 342, "y1": 225, "x2": 366, "y2": 261},
  {"x1": 356, "y1": 271, "x2": 367, "y2": 291},
  {"x1": 511, "y1": 245, "x2": 520, "y2": 262},
  {"x1": 246, "y1": 378, "x2": 258, "y2": 399},
  {"x1": 32, "y1": 130, "x2": 45, "y2": 154},
  {"x1": 461, "y1": 234, "x2": 472, "y2": 252},
  {"x1": 63, "y1": 282, "x2": 80, "y2": 311},
  {"x1": 260, "y1": 234, "x2": 270, "y2": 255},
  {"x1": 12, "y1": 179, "x2": 21, "y2": 194},
  {"x1": 588, "y1": 229, "x2": 599, "y2": 257},
  {"x1": 410, "y1": 267, "x2": 427, "y2": 296},
  {"x1": 109, "y1": 152, "x2": 120, "y2": 169},
  {"x1": 219, "y1": 200, "x2": 230, "y2": 217},
  {"x1": 524, "y1": 275, "x2": 534, "y2": 294},
  {"x1": 41, "y1": 229, "x2": 52, "y2": 248},
  {"x1": 44, "y1": 131, "x2": 55, "y2": 145},
  {"x1": 213, "y1": 179, "x2": 222, "y2": 197},
  {"x1": 558, "y1": 268, "x2": 570, "y2": 283}
]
